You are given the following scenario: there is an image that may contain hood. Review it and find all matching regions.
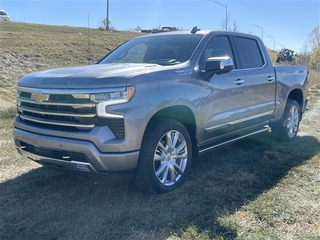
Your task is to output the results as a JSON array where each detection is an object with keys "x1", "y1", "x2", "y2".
[{"x1": 17, "y1": 63, "x2": 160, "y2": 89}]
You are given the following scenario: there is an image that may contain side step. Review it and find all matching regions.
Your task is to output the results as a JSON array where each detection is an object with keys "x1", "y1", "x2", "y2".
[{"x1": 199, "y1": 127, "x2": 269, "y2": 154}]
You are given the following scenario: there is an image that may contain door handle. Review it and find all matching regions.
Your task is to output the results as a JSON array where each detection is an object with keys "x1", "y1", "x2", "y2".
[
  {"x1": 234, "y1": 79, "x2": 245, "y2": 85},
  {"x1": 266, "y1": 76, "x2": 275, "y2": 82}
]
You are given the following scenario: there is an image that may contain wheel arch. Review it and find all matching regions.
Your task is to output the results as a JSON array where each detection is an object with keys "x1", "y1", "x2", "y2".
[
  {"x1": 287, "y1": 88, "x2": 304, "y2": 119},
  {"x1": 144, "y1": 105, "x2": 199, "y2": 159}
]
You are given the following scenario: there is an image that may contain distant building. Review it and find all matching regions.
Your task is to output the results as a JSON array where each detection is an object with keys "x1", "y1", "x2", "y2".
[
  {"x1": 141, "y1": 26, "x2": 178, "y2": 34},
  {"x1": 161, "y1": 27, "x2": 178, "y2": 32},
  {"x1": 134, "y1": 26, "x2": 142, "y2": 32}
]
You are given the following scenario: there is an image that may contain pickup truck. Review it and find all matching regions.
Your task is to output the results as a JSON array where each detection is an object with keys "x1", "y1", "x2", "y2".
[{"x1": 13, "y1": 29, "x2": 309, "y2": 193}]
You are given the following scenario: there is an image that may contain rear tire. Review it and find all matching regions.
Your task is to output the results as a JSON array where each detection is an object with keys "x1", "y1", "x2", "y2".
[
  {"x1": 271, "y1": 99, "x2": 300, "y2": 141},
  {"x1": 133, "y1": 119, "x2": 192, "y2": 193}
]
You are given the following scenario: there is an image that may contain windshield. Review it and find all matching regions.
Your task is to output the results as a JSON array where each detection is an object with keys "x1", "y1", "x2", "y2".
[{"x1": 99, "y1": 34, "x2": 203, "y2": 66}]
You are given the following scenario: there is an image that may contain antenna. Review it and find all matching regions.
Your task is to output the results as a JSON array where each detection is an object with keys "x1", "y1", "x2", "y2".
[
  {"x1": 87, "y1": 13, "x2": 91, "y2": 65},
  {"x1": 106, "y1": 0, "x2": 109, "y2": 30},
  {"x1": 191, "y1": 26, "x2": 200, "y2": 34}
]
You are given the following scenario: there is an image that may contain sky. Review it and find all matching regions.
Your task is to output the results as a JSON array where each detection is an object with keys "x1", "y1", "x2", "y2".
[{"x1": 1, "y1": 0, "x2": 319, "y2": 53}]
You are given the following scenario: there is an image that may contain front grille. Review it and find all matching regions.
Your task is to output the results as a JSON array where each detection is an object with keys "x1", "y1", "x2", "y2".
[
  {"x1": 17, "y1": 87, "x2": 125, "y2": 138},
  {"x1": 20, "y1": 141, "x2": 89, "y2": 163}
]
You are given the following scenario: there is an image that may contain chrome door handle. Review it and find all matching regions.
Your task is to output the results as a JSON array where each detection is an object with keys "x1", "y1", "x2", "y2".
[
  {"x1": 234, "y1": 79, "x2": 245, "y2": 85},
  {"x1": 267, "y1": 76, "x2": 275, "y2": 82}
]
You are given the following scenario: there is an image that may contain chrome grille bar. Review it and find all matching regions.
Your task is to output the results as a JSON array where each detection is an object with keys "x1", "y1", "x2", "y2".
[
  {"x1": 18, "y1": 106, "x2": 96, "y2": 118},
  {"x1": 20, "y1": 115, "x2": 95, "y2": 128},
  {"x1": 17, "y1": 97, "x2": 95, "y2": 108}
]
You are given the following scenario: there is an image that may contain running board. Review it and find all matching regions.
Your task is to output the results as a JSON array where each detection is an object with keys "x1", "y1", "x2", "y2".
[{"x1": 199, "y1": 127, "x2": 269, "y2": 154}]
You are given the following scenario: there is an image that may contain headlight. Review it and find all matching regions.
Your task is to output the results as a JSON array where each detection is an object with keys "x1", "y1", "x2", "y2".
[{"x1": 91, "y1": 86, "x2": 135, "y2": 118}]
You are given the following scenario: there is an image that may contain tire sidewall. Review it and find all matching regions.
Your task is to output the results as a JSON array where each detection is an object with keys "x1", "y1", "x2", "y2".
[{"x1": 140, "y1": 119, "x2": 192, "y2": 193}]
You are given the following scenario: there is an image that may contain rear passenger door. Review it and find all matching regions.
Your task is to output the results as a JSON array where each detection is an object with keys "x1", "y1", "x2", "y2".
[{"x1": 233, "y1": 36, "x2": 276, "y2": 125}]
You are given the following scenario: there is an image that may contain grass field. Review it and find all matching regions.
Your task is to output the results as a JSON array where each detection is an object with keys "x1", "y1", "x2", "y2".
[{"x1": 0, "y1": 22, "x2": 319, "y2": 240}]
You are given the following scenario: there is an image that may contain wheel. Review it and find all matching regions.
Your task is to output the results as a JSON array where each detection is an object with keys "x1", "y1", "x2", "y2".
[
  {"x1": 133, "y1": 119, "x2": 192, "y2": 193},
  {"x1": 271, "y1": 99, "x2": 300, "y2": 141}
]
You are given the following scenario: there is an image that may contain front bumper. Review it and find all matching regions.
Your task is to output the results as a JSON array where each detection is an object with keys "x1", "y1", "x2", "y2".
[{"x1": 14, "y1": 128, "x2": 139, "y2": 179}]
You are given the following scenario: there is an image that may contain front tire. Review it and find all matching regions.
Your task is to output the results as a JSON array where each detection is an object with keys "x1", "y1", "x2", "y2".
[
  {"x1": 133, "y1": 119, "x2": 192, "y2": 193},
  {"x1": 271, "y1": 99, "x2": 301, "y2": 141}
]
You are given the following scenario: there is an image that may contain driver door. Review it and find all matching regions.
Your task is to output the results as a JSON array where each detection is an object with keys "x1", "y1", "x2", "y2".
[{"x1": 198, "y1": 36, "x2": 247, "y2": 146}]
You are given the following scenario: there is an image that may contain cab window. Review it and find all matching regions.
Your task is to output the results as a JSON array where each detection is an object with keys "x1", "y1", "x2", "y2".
[
  {"x1": 200, "y1": 36, "x2": 235, "y2": 69},
  {"x1": 235, "y1": 37, "x2": 265, "y2": 69}
]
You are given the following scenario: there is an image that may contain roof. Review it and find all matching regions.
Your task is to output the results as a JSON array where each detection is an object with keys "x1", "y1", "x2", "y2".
[{"x1": 136, "y1": 29, "x2": 262, "y2": 42}]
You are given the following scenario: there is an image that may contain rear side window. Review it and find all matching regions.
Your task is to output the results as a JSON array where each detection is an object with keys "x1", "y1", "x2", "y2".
[{"x1": 235, "y1": 37, "x2": 264, "y2": 69}]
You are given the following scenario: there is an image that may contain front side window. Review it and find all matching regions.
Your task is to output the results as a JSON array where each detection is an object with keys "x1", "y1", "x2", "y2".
[
  {"x1": 200, "y1": 36, "x2": 235, "y2": 68},
  {"x1": 99, "y1": 34, "x2": 203, "y2": 66}
]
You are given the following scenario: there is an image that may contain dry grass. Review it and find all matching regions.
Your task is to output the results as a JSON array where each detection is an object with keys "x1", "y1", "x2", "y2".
[{"x1": 0, "y1": 22, "x2": 319, "y2": 240}]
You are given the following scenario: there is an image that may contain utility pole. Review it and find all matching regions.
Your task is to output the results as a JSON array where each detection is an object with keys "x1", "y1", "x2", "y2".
[
  {"x1": 252, "y1": 24, "x2": 263, "y2": 41},
  {"x1": 277, "y1": 43, "x2": 284, "y2": 49},
  {"x1": 106, "y1": 0, "x2": 109, "y2": 30},
  {"x1": 209, "y1": 0, "x2": 228, "y2": 31},
  {"x1": 267, "y1": 35, "x2": 275, "y2": 50}
]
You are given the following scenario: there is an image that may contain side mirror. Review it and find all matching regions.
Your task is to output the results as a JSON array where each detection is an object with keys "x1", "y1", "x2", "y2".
[
  {"x1": 201, "y1": 56, "x2": 234, "y2": 80},
  {"x1": 205, "y1": 56, "x2": 234, "y2": 74}
]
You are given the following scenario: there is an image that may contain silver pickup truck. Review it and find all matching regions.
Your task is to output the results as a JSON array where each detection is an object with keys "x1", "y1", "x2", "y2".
[{"x1": 14, "y1": 29, "x2": 308, "y2": 193}]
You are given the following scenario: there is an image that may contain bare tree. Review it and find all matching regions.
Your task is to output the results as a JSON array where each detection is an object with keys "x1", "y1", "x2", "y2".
[
  {"x1": 218, "y1": 12, "x2": 232, "y2": 31},
  {"x1": 307, "y1": 26, "x2": 320, "y2": 50},
  {"x1": 97, "y1": 17, "x2": 106, "y2": 29},
  {"x1": 303, "y1": 26, "x2": 320, "y2": 71},
  {"x1": 297, "y1": 40, "x2": 311, "y2": 66},
  {"x1": 97, "y1": 17, "x2": 113, "y2": 30}
]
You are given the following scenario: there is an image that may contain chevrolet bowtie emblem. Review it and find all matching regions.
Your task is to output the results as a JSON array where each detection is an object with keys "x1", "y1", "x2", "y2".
[{"x1": 31, "y1": 92, "x2": 50, "y2": 103}]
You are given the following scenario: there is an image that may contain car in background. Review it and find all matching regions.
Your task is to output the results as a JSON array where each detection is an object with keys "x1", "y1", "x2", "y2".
[{"x1": 0, "y1": 10, "x2": 10, "y2": 21}]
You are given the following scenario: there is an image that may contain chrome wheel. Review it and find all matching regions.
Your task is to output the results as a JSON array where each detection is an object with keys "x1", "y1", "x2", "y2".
[
  {"x1": 133, "y1": 119, "x2": 192, "y2": 193},
  {"x1": 271, "y1": 99, "x2": 300, "y2": 141},
  {"x1": 286, "y1": 105, "x2": 299, "y2": 138},
  {"x1": 154, "y1": 130, "x2": 188, "y2": 186}
]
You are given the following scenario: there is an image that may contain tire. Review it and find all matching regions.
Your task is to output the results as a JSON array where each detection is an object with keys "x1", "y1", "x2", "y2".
[
  {"x1": 271, "y1": 99, "x2": 300, "y2": 141},
  {"x1": 133, "y1": 118, "x2": 192, "y2": 193}
]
